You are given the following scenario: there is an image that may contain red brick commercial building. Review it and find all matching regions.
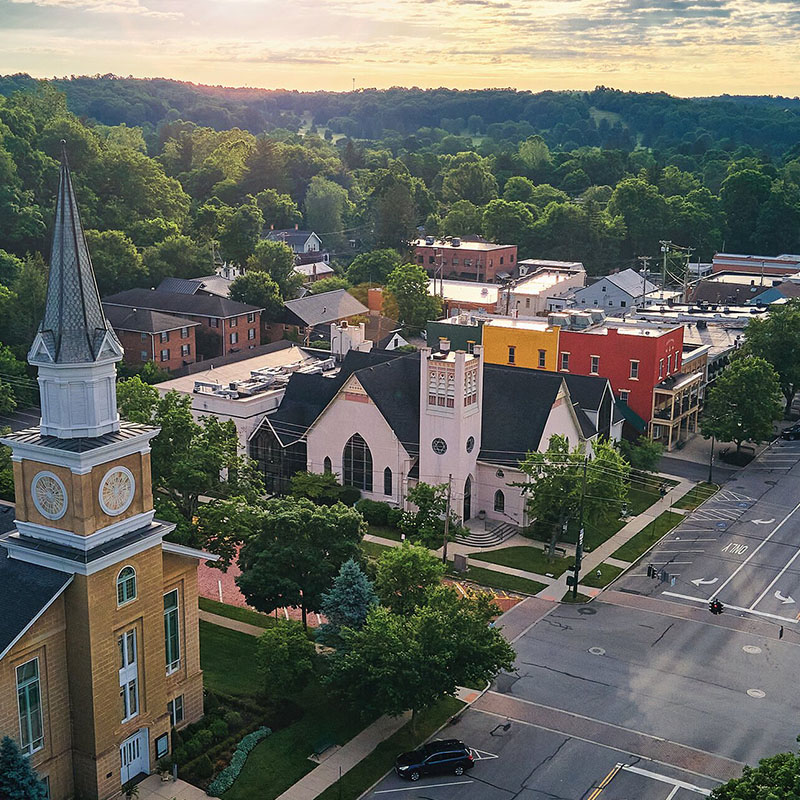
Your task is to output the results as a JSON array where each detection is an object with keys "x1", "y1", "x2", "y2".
[
  {"x1": 413, "y1": 237, "x2": 517, "y2": 282},
  {"x1": 555, "y1": 317, "x2": 700, "y2": 449},
  {"x1": 712, "y1": 253, "x2": 800, "y2": 277},
  {"x1": 102, "y1": 305, "x2": 200, "y2": 372},
  {"x1": 103, "y1": 289, "x2": 263, "y2": 360}
]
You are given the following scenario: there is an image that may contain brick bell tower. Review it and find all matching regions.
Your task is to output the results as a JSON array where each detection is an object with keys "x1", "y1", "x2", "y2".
[{"x1": 0, "y1": 143, "x2": 203, "y2": 799}]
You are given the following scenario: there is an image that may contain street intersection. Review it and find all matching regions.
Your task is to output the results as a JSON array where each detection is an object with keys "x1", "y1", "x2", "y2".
[{"x1": 368, "y1": 437, "x2": 800, "y2": 799}]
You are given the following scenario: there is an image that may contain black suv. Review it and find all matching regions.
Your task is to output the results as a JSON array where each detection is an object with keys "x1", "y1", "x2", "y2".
[
  {"x1": 782, "y1": 423, "x2": 800, "y2": 440},
  {"x1": 395, "y1": 739, "x2": 475, "y2": 781}
]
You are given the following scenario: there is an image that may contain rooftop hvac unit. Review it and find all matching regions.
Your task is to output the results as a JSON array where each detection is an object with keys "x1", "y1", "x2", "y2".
[
  {"x1": 589, "y1": 310, "x2": 605, "y2": 324},
  {"x1": 452, "y1": 237, "x2": 461, "y2": 247},
  {"x1": 569, "y1": 313, "x2": 592, "y2": 328},
  {"x1": 425, "y1": 236, "x2": 435, "y2": 245}
]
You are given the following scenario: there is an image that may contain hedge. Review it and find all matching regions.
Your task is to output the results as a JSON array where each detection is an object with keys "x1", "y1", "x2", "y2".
[{"x1": 206, "y1": 727, "x2": 272, "y2": 797}]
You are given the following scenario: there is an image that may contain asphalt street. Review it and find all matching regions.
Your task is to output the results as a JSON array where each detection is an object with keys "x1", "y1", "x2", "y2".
[{"x1": 619, "y1": 438, "x2": 800, "y2": 624}]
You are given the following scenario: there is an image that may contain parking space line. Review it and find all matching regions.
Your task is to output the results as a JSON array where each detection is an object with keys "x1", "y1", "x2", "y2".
[
  {"x1": 621, "y1": 764, "x2": 713, "y2": 795},
  {"x1": 374, "y1": 780, "x2": 474, "y2": 794}
]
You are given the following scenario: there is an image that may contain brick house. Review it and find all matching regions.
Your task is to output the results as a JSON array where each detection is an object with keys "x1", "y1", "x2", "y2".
[
  {"x1": 413, "y1": 237, "x2": 517, "y2": 282},
  {"x1": 102, "y1": 305, "x2": 200, "y2": 372},
  {"x1": 102, "y1": 289, "x2": 263, "y2": 360},
  {"x1": 0, "y1": 148, "x2": 214, "y2": 800}
]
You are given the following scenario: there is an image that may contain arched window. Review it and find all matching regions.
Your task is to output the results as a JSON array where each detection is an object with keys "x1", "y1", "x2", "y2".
[
  {"x1": 494, "y1": 490, "x2": 505, "y2": 513},
  {"x1": 463, "y1": 476, "x2": 472, "y2": 521},
  {"x1": 117, "y1": 566, "x2": 137, "y2": 606},
  {"x1": 343, "y1": 433, "x2": 373, "y2": 491},
  {"x1": 323, "y1": 457, "x2": 332, "y2": 474},
  {"x1": 384, "y1": 467, "x2": 393, "y2": 496}
]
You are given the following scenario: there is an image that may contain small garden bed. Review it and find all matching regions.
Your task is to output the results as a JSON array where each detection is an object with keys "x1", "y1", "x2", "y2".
[
  {"x1": 200, "y1": 597, "x2": 276, "y2": 629},
  {"x1": 449, "y1": 564, "x2": 546, "y2": 595}
]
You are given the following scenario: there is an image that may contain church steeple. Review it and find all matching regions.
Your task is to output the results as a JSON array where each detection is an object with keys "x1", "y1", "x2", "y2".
[{"x1": 29, "y1": 141, "x2": 124, "y2": 438}]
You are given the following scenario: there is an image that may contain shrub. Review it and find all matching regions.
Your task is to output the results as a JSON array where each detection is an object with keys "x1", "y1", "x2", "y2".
[
  {"x1": 196, "y1": 729, "x2": 214, "y2": 750},
  {"x1": 338, "y1": 485, "x2": 361, "y2": 505},
  {"x1": 210, "y1": 718, "x2": 228, "y2": 742},
  {"x1": 355, "y1": 499, "x2": 392, "y2": 526},
  {"x1": 183, "y1": 737, "x2": 202, "y2": 760},
  {"x1": 206, "y1": 727, "x2": 271, "y2": 797},
  {"x1": 195, "y1": 754, "x2": 214, "y2": 780},
  {"x1": 171, "y1": 728, "x2": 183, "y2": 751},
  {"x1": 204, "y1": 691, "x2": 220, "y2": 714},
  {"x1": 387, "y1": 507, "x2": 403, "y2": 529},
  {"x1": 225, "y1": 710, "x2": 243, "y2": 731},
  {"x1": 172, "y1": 746, "x2": 188, "y2": 765}
]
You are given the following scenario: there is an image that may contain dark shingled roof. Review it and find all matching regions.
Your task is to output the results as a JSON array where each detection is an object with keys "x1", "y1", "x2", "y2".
[
  {"x1": 102, "y1": 304, "x2": 199, "y2": 335},
  {"x1": 284, "y1": 290, "x2": 368, "y2": 327},
  {"x1": 266, "y1": 229, "x2": 319, "y2": 249},
  {"x1": 0, "y1": 545, "x2": 72, "y2": 660},
  {"x1": 561, "y1": 373, "x2": 611, "y2": 413},
  {"x1": 38, "y1": 145, "x2": 121, "y2": 364},
  {"x1": 103, "y1": 288, "x2": 262, "y2": 320},
  {"x1": 3, "y1": 420, "x2": 154, "y2": 452},
  {"x1": 0, "y1": 505, "x2": 16, "y2": 537},
  {"x1": 266, "y1": 349, "x2": 400, "y2": 446}
]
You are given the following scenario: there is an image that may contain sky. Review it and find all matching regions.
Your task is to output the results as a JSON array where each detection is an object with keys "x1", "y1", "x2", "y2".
[{"x1": 1, "y1": 0, "x2": 799, "y2": 97}]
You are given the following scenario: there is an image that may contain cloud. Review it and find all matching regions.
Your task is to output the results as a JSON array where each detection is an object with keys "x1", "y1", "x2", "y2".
[{"x1": 8, "y1": 0, "x2": 181, "y2": 19}]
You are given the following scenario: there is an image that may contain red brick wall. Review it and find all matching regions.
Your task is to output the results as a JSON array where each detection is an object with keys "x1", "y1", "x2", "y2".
[
  {"x1": 558, "y1": 326, "x2": 684, "y2": 423},
  {"x1": 415, "y1": 245, "x2": 518, "y2": 282},
  {"x1": 115, "y1": 327, "x2": 197, "y2": 372}
]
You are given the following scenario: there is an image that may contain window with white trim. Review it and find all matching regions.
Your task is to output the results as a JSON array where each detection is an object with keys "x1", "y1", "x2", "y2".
[
  {"x1": 538, "y1": 349, "x2": 546, "y2": 369},
  {"x1": 247, "y1": 313, "x2": 256, "y2": 323},
  {"x1": 619, "y1": 390, "x2": 629, "y2": 403},
  {"x1": 140, "y1": 351, "x2": 148, "y2": 362},
  {"x1": 160, "y1": 331, "x2": 169, "y2": 343},
  {"x1": 560, "y1": 352, "x2": 570, "y2": 371},
  {"x1": 118, "y1": 629, "x2": 139, "y2": 722},
  {"x1": 248, "y1": 328, "x2": 256, "y2": 340},
  {"x1": 164, "y1": 590, "x2": 181, "y2": 674},
  {"x1": 180, "y1": 327, "x2": 189, "y2": 338},
  {"x1": 168, "y1": 695, "x2": 184, "y2": 727},
  {"x1": 630, "y1": 360, "x2": 639, "y2": 379},
  {"x1": 659, "y1": 358, "x2": 664, "y2": 378},
  {"x1": 230, "y1": 332, "x2": 238, "y2": 345},
  {"x1": 16, "y1": 658, "x2": 44, "y2": 755},
  {"x1": 181, "y1": 344, "x2": 190, "y2": 357},
  {"x1": 117, "y1": 566, "x2": 137, "y2": 606},
  {"x1": 590, "y1": 356, "x2": 599, "y2": 375},
  {"x1": 160, "y1": 349, "x2": 169, "y2": 362}
]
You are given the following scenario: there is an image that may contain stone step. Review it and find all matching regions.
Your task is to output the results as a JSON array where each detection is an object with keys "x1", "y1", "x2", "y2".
[{"x1": 455, "y1": 521, "x2": 518, "y2": 548}]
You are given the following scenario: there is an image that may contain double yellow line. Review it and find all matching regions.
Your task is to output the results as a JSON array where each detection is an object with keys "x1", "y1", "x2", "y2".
[{"x1": 586, "y1": 763, "x2": 623, "y2": 800}]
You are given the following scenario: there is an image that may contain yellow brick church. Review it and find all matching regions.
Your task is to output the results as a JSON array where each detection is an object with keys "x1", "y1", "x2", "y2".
[{"x1": 0, "y1": 145, "x2": 212, "y2": 799}]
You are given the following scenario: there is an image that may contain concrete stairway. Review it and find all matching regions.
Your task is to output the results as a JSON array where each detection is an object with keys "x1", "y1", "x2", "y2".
[{"x1": 455, "y1": 521, "x2": 518, "y2": 548}]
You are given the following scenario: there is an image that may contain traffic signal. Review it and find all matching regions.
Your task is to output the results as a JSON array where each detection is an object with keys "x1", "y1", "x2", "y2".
[
  {"x1": 709, "y1": 599, "x2": 724, "y2": 615},
  {"x1": 647, "y1": 564, "x2": 656, "y2": 579}
]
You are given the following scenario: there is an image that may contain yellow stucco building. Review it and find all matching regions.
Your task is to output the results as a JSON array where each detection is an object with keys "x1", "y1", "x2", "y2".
[{"x1": 481, "y1": 318, "x2": 561, "y2": 371}]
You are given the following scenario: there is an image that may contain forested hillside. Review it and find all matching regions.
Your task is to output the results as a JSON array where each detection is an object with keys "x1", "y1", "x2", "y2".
[{"x1": 2, "y1": 75, "x2": 800, "y2": 380}]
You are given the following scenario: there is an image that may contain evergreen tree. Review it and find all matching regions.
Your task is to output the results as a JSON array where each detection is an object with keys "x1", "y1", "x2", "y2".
[
  {"x1": 317, "y1": 558, "x2": 378, "y2": 646},
  {"x1": 0, "y1": 736, "x2": 49, "y2": 800}
]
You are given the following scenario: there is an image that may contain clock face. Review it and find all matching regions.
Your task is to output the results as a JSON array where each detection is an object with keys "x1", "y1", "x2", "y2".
[
  {"x1": 99, "y1": 467, "x2": 135, "y2": 517},
  {"x1": 32, "y1": 472, "x2": 68, "y2": 521}
]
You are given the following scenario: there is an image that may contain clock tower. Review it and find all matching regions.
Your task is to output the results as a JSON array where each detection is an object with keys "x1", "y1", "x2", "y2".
[{"x1": 0, "y1": 143, "x2": 209, "y2": 799}]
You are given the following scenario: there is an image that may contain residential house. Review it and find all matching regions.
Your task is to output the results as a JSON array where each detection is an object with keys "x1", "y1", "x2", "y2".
[
  {"x1": 103, "y1": 289, "x2": 263, "y2": 359},
  {"x1": 547, "y1": 268, "x2": 657, "y2": 313},
  {"x1": 414, "y1": 237, "x2": 518, "y2": 282},
  {"x1": 279, "y1": 289, "x2": 368, "y2": 344},
  {"x1": 0, "y1": 149, "x2": 212, "y2": 800},
  {"x1": 102, "y1": 305, "x2": 199, "y2": 372},
  {"x1": 266, "y1": 228, "x2": 325, "y2": 259}
]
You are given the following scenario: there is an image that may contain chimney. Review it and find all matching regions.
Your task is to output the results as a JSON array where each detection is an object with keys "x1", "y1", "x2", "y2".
[{"x1": 439, "y1": 337, "x2": 451, "y2": 353}]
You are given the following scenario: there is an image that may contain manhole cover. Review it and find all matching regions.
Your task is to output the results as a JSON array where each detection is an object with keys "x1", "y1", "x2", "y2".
[
  {"x1": 588, "y1": 647, "x2": 606, "y2": 656},
  {"x1": 743, "y1": 645, "x2": 762, "y2": 654},
  {"x1": 577, "y1": 607, "x2": 597, "y2": 616},
  {"x1": 747, "y1": 689, "x2": 766, "y2": 699}
]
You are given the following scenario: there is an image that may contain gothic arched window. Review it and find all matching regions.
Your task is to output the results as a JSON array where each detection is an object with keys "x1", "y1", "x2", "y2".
[{"x1": 343, "y1": 433, "x2": 373, "y2": 491}]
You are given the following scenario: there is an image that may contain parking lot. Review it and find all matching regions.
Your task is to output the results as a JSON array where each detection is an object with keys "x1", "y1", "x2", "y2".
[{"x1": 367, "y1": 706, "x2": 719, "y2": 800}]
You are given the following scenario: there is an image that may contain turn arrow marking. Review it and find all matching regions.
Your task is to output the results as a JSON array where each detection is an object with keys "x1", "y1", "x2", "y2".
[
  {"x1": 752, "y1": 518, "x2": 776, "y2": 525},
  {"x1": 691, "y1": 577, "x2": 719, "y2": 586},
  {"x1": 775, "y1": 591, "x2": 795, "y2": 605}
]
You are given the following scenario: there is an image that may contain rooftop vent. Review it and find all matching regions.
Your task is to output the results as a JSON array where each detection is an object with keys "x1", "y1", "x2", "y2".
[
  {"x1": 439, "y1": 337, "x2": 451, "y2": 353},
  {"x1": 425, "y1": 236, "x2": 435, "y2": 245},
  {"x1": 452, "y1": 237, "x2": 461, "y2": 247}
]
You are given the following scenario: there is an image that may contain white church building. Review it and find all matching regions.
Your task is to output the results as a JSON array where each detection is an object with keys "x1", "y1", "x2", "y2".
[{"x1": 250, "y1": 342, "x2": 619, "y2": 530}]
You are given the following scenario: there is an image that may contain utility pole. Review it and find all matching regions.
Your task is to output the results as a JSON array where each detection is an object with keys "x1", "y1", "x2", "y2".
[
  {"x1": 637, "y1": 255, "x2": 652, "y2": 307},
  {"x1": 659, "y1": 241, "x2": 672, "y2": 300},
  {"x1": 441, "y1": 474, "x2": 452, "y2": 564},
  {"x1": 708, "y1": 434, "x2": 715, "y2": 484},
  {"x1": 571, "y1": 457, "x2": 589, "y2": 600}
]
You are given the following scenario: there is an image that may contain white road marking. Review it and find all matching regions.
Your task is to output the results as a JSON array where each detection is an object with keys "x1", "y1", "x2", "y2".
[
  {"x1": 711, "y1": 499, "x2": 800, "y2": 599},
  {"x1": 691, "y1": 577, "x2": 718, "y2": 586},
  {"x1": 751, "y1": 518, "x2": 776, "y2": 525},
  {"x1": 621, "y1": 764, "x2": 713, "y2": 795},
  {"x1": 374, "y1": 781, "x2": 474, "y2": 794},
  {"x1": 666, "y1": 787, "x2": 680, "y2": 800},
  {"x1": 749, "y1": 545, "x2": 800, "y2": 610},
  {"x1": 774, "y1": 591, "x2": 796, "y2": 605},
  {"x1": 662, "y1": 591, "x2": 800, "y2": 624},
  {"x1": 470, "y1": 748, "x2": 499, "y2": 760},
  {"x1": 721, "y1": 543, "x2": 748, "y2": 555}
]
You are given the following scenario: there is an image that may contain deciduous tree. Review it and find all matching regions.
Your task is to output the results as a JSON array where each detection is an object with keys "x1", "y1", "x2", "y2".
[
  {"x1": 229, "y1": 271, "x2": 283, "y2": 321},
  {"x1": 373, "y1": 541, "x2": 445, "y2": 616},
  {"x1": 346, "y1": 249, "x2": 402, "y2": 286},
  {"x1": 256, "y1": 620, "x2": 316, "y2": 698},
  {"x1": 386, "y1": 262, "x2": 441, "y2": 334}
]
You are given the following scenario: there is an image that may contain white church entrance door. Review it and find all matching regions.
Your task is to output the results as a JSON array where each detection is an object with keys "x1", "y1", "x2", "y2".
[{"x1": 120, "y1": 728, "x2": 149, "y2": 785}]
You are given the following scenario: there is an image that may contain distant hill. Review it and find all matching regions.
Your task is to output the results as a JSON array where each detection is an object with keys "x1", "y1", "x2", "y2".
[{"x1": 3, "y1": 74, "x2": 800, "y2": 156}]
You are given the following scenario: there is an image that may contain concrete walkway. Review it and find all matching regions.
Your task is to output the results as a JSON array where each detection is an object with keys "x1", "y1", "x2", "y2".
[
  {"x1": 137, "y1": 774, "x2": 208, "y2": 800},
  {"x1": 199, "y1": 608, "x2": 265, "y2": 637}
]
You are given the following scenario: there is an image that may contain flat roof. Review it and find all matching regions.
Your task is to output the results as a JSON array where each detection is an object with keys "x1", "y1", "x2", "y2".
[
  {"x1": 414, "y1": 238, "x2": 514, "y2": 252},
  {"x1": 518, "y1": 259, "x2": 584, "y2": 270},
  {"x1": 157, "y1": 345, "x2": 325, "y2": 398},
  {"x1": 704, "y1": 271, "x2": 796, "y2": 285},
  {"x1": 511, "y1": 271, "x2": 580, "y2": 295},
  {"x1": 429, "y1": 279, "x2": 499, "y2": 304},
  {"x1": 485, "y1": 318, "x2": 555, "y2": 332}
]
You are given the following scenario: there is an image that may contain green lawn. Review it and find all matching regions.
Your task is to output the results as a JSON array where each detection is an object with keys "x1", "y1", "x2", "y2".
[
  {"x1": 361, "y1": 540, "x2": 394, "y2": 560},
  {"x1": 451, "y1": 564, "x2": 546, "y2": 595},
  {"x1": 471, "y1": 545, "x2": 574, "y2": 577},
  {"x1": 199, "y1": 597, "x2": 276, "y2": 629},
  {"x1": 611, "y1": 511, "x2": 683, "y2": 563},
  {"x1": 200, "y1": 621, "x2": 262, "y2": 697},
  {"x1": 672, "y1": 482, "x2": 719, "y2": 510},
  {"x1": 561, "y1": 591, "x2": 591, "y2": 603},
  {"x1": 580, "y1": 562, "x2": 624, "y2": 589},
  {"x1": 368, "y1": 524, "x2": 403, "y2": 541},
  {"x1": 314, "y1": 697, "x2": 465, "y2": 800}
]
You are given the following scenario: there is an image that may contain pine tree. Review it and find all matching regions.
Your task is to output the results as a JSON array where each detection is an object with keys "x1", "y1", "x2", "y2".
[
  {"x1": 316, "y1": 558, "x2": 378, "y2": 646},
  {"x1": 0, "y1": 736, "x2": 49, "y2": 800}
]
